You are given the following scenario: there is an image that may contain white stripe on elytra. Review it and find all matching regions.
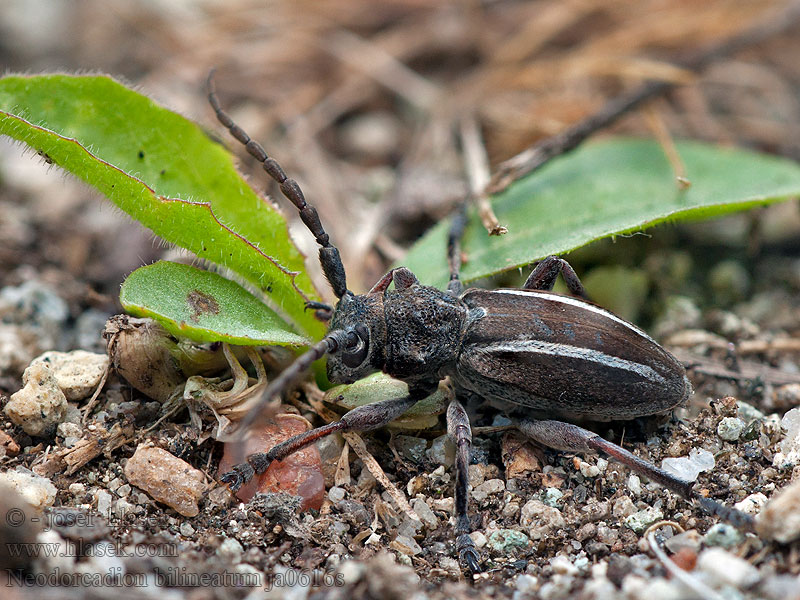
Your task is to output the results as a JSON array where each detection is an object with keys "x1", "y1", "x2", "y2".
[
  {"x1": 476, "y1": 339, "x2": 666, "y2": 384},
  {"x1": 491, "y1": 289, "x2": 656, "y2": 343}
]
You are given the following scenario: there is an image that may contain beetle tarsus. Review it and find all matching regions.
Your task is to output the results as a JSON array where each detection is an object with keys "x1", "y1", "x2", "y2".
[{"x1": 457, "y1": 535, "x2": 481, "y2": 574}]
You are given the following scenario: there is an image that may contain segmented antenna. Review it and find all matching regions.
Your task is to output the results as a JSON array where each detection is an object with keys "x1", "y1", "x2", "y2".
[{"x1": 206, "y1": 70, "x2": 349, "y2": 299}]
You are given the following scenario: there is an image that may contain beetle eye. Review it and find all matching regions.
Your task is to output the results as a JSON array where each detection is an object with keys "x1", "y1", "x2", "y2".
[{"x1": 341, "y1": 325, "x2": 369, "y2": 368}]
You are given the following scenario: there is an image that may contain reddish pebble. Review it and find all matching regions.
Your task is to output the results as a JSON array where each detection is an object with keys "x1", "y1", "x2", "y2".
[
  {"x1": 670, "y1": 547, "x2": 698, "y2": 572},
  {"x1": 219, "y1": 414, "x2": 325, "y2": 511}
]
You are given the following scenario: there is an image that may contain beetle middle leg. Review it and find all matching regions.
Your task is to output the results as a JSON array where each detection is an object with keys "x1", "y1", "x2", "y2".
[
  {"x1": 515, "y1": 418, "x2": 755, "y2": 530},
  {"x1": 447, "y1": 397, "x2": 481, "y2": 573},
  {"x1": 523, "y1": 256, "x2": 589, "y2": 299}
]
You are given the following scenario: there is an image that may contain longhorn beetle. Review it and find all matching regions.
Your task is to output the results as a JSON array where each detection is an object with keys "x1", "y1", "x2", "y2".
[{"x1": 206, "y1": 72, "x2": 754, "y2": 573}]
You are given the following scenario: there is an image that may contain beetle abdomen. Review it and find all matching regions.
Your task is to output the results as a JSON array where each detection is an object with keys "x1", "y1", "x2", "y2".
[{"x1": 454, "y1": 289, "x2": 690, "y2": 421}]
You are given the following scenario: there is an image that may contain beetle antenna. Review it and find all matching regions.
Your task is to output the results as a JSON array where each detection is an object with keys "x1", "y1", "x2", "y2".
[{"x1": 207, "y1": 69, "x2": 349, "y2": 299}]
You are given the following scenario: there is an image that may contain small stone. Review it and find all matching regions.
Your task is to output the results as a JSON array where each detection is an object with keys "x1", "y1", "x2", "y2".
[
  {"x1": 579, "y1": 461, "x2": 600, "y2": 478},
  {"x1": 0, "y1": 468, "x2": 57, "y2": 510},
  {"x1": 576, "y1": 523, "x2": 596, "y2": 542},
  {"x1": 717, "y1": 417, "x2": 744, "y2": 441},
  {"x1": 756, "y1": 477, "x2": 800, "y2": 543},
  {"x1": 5, "y1": 360, "x2": 67, "y2": 436},
  {"x1": 697, "y1": 547, "x2": 759, "y2": 588},
  {"x1": 28, "y1": 350, "x2": 109, "y2": 402},
  {"x1": 473, "y1": 478, "x2": 505, "y2": 503},
  {"x1": 68, "y1": 483, "x2": 85, "y2": 496},
  {"x1": 661, "y1": 448, "x2": 715, "y2": 482},
  {"x1": 123, "y1": 444, "x2": 208, "y2": 517},
  {"x1": 663, "y1": 529, "x2": 701, "y2": 554},
  {"x1": 502, "y1": 501, "x2": 520, "y2": 519},
  {"x1": 521, "y1": 500, "x2": 565, "y2": 540},
  {"x1": 426, "y1": 434, "x2": 454, "y2": 466},
  {"x1": 179, "y1": 522, "x2": 195, "y2": 537},
  {"x1": 0, "y1": 430, "x2": 20, "y2": 456},
  {"x1": 550, "y1": 555, "x2": 578, "y2": 576},
  {"x1": 411, "y1": 498, "x2": 438, "y2": 530},
  {"x1": 390, "y1": 534, "x2": 422, "y2": 556},
  {"x1": 57, "y1": 422, "x2": 82, "y2": 440},
  {"x1": 542, "y1": 487, "x2": 563, "y2": 507},
  {"x1": 394, "y1": 435, "x2": 427, "y2": 464},
  {"x1": 734, "y1": 492, "x2": 767, "y2": 515},
  {"x1": 612, "y1": 496, "x2": 636, "y2": 519},
  {"x1": 502, "y1": 432, "x2": 542, "y2": 478},
  {"x1": 487, "y1": 529, "x2": 530, "y2": 554},
  {"x1": 772, "y1": 407, "x2": 800, "y2": 468},
  {"x1": 469, "y1": 531, "x2": 487, "y2": 549},
  {"x1": 627, "y1": 474, "x2": 642, "y2": 496},
  {"x1": 216, "y1": 537, "x2": 243, "y2": 562},
  {"x1": 624, "y1": 506, "x2": 663, "y2": 533},
  {"x1": 514, "y1": 574, "x2": 538, "y2": 595},
  {"x1": 328, "y1": 486, "x2": 346, "y2": 503},
  {"x1": 113, "y1": 498, "x2": 136, "y2": 519},
  {"x1": 703, "y1": 523, "x2": 743, "y2": 548},
  {"x1": 94, "y1": 489, "x2": 113, "y2": 516}
]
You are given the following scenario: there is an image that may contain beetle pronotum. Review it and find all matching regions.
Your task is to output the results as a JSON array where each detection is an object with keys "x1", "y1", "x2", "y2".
[{"x1": 206, "y1": 71, "x2": 753, "y2": 573}]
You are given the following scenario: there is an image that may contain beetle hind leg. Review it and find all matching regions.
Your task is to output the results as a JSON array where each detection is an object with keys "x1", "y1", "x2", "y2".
[
  {"x1": 515, "y1": 418, "x2": 755, "y2": 531},
  {"x1": 523, "y1": 256, "x2": 589, "y2": 299},
  {"x1": 447, "y1": 398, "x2": 481, "y2": 573}
]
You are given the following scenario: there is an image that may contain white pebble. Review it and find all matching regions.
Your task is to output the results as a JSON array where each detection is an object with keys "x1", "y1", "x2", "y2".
[
  {"x1": 697, "y1": 547, "x2": 759, "y2": 588},
  {"x1": 0, "y1": 468, "x2": 57, "y2": 510},
  {"x1": 661, "y1": 448, "x2": 715, "y2": 482}
]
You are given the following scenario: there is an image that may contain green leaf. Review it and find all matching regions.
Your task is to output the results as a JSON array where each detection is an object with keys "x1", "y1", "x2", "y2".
[
  {"x1": 0, "y1": 74, "x2": 326, "y2": 340},
  {"x1": 404, "y1": 138, "x2": 800, "y2": 287},
  {"x1": 120, "y1": 261, "x2": 310, "y2": 346}
]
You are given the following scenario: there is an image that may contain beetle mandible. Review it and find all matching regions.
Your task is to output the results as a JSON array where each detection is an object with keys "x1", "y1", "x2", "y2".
[{"x1": 206, "y1": 71, "x2": 753, "y2": 573}]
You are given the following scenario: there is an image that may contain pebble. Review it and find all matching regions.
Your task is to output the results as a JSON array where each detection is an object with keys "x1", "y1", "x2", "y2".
[
  {"x1": 772, "y1": 407, "x2": 800, "y2": 468},
  {"x1": 0, "y1": 324, "x2": 40, "y2": 376},
  {"x1": 179, "y1": 522, "x2": 195, "y2": 537},
  {"x1": 550, "y1": 555, "x2": 578, "y2": 576},
  {"x1": 94, "y1": 489, "x2": 113, "y2": 516},
  {"x1": 624, "y1": 506, "x2": 664, "y2": 533},
  {"x1": 27, "y1": 350, "x2": 109, "y2": 401},
  {"x1": 123, "y1": 444, "x2": 208, "y2": 517},
  {"x1": 411, "y1": 498, "x2": 438, "y2": 530},
  {"x1": 328, "y1": 486, "x2": 346, "y2": 503},
  {"x1": 579, "y1": 461, "x2": 600, "y2": 478},
  {"x1": 611, "y1": 495, "x2": 637, "y2": 519},
  {"x1": 664, "y1": 529, "x2": 701, "y2": 554},
  {"x1": 426, "y1": 434, "x2": 454, "y2": 466},
  {"x1": 627, "y1": 474, "x2": 642, "y2": 496},
  {"x1": 661, "y1": 448, "x2": 715, "y2": 482},
  {"x1": 520, "y1": 499, "x2": 565, "y2": 540},
  {"x1": 216, "y1": 537, "x2": 244, "y2": 562},
  {"x1": 734, "y1": 492, "x2": 768, "y2": 515},
  {"x1": 394, "y1": 435, "x2": 427, "y2": 464},
  {"x1": 487, "y1": 529, "x2": 530, "y2": 554},
  {"x1": 697, "y1": 547, "x2": 759, "y2": 588},
  {"x1": 717, "y1": 417, "x2": 745, "y2": 441},
  {"x1": 4, "y1": 360, "x2": 67, "y2": 436},
  {"x1": 469, "y1": 530, "x2": 487, "y2": 549},
  {"x1": 390, "y1": 534, "x2": 423, "y2": 556},
  {"x1": 703, "y1": 523, "x2": 744, "y2": 548},
  {"x1": 542, "y1": 487, "x2": 564, "y2": 507},
  {"x1": 0, "y1": 468, "x2": 57, "y2": 510},
  {"x1": 756, "y1": 477, "x2": 800, "y2": 543},
  {"x1": 472, "y1": 478, "x2": 505, "y2": 503}
]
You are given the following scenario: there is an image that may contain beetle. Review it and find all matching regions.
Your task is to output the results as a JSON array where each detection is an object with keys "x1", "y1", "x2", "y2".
[{"x1": 206, "y1": 72, "x2": 753, "y2": 573}]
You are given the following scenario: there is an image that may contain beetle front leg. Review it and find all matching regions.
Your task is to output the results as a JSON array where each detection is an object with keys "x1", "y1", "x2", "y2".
[
  {"x1": 523, "y1": 256, "x2": 589, "y2": 299},
  {"x1": 220, "y1": 394, "x2": 420, "y2": 491},
  {"x1": 515, "y1": 418, "x2": 755, "y2": 531},
  {"x1": 447, "y1": 398, "x2": 480, "y2": 573}
]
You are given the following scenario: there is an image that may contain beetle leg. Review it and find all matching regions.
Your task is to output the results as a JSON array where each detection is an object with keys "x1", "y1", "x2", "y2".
[
  {"x1": 446, "y1": 204, "x2": 468, "y2": 296},
  {"x1": 368, "y1": 267, "x2": 419, "y2": 294},
  {"x1": 515, "y1": 418, "x2": 755, "y2": 531},
  {"x1": 220, "y1": 394, "x2": 421, "y2": 491},
  {"x1": 523, "y1": 256, "x2": 589, "y2": 299},
  {"x1": 447, "y1": 398, "x2": 481, "y2": 573}
]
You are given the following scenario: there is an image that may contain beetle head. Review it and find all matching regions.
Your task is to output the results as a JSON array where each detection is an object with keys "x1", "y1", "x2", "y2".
[{"x1": 326, "y1": 292, "x2": 387, "y2": 384}]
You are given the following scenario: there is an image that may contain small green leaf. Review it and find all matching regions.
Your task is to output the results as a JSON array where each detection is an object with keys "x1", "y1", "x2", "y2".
[
  {"x1": 0, "y1": 74, "x2": 326, "y2": 339},
  {"x1": 404, "y1": 139, "x2": 800, "y2": 287},
  {"x1": 120, "y1": 261, "x2": 310, "y2": 346},
  {"x1": 324, "y1": 372, "x2": 447, "y2": 430}
]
